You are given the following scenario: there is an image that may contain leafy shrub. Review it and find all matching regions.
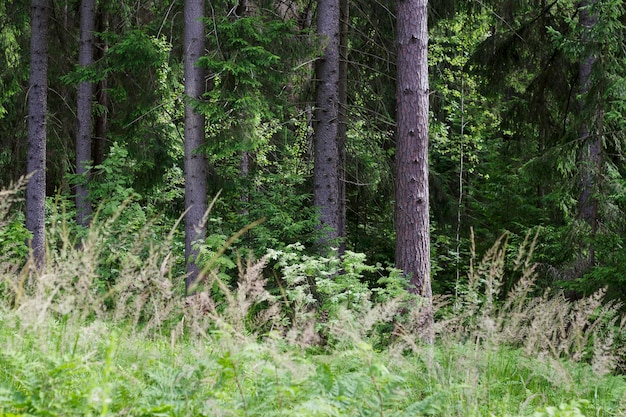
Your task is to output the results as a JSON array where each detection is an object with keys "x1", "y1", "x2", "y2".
[
  {"x1": 0, "y1": 216, "x2": 29, "y2": 262},
  {"x1": 0, "y1": 178, "x2": 29, "y2": 262}
]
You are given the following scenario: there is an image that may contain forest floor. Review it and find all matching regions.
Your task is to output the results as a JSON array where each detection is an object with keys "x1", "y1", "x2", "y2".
[{"x1": 0, "y1": 305, "x2": 623, "y2": 416}]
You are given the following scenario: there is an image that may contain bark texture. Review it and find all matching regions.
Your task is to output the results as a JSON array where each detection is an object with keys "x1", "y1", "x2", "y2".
[
  {"x1": 184, "y1": 0, "x2": 208, "y2": 293},
  {"x1": 75, "y1": 0, "x2": 96, "y2": 227},
  {"x1": 314, "y1": 0, "x2": 343, "y2": 251},
  {"x1": 395, "y1": 0, "x2": 432, "y2": 301},
  {"x1": 26, "y1": 0, "x2": 49, "y2": 267}
]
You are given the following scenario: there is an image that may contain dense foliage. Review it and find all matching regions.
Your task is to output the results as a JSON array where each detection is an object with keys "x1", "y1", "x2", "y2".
[{"x1": 0, "y1": 0, "x2": 625, "y2": 300}]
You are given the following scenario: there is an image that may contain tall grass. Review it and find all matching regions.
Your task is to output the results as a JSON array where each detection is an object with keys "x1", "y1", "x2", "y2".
[
  {"x1": 0, "y1": 183, "x2": 624, "y2": 416},
  {"x1": 440, "y1": 231, "x2": 626, "y2": 375}
]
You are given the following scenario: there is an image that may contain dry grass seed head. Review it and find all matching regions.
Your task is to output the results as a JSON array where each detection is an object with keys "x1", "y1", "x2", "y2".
[
  {"x1": 234, "y1": 254, "x2": 272, "y2": 324},
  {"x1": 449, "y1": 231, "x2": 624, "y2": 375},
  {"x1": 108, "y1": 220, "x2": 182, "y2": 333},
  {"x1": 183, "y1": 255, "x2": 280, "y2": 342}
]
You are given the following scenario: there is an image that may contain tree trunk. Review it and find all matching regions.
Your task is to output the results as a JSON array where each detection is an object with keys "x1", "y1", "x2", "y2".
[
  {"x1": 184, "y1": 0, "x2": 208, "y2": 294},
  {"x1": 237, "y1": 0, "x2": 251, "y2": 215},
  {"x1": 93, "y1": 9, "x2": 108, "y2": 168},
  {"x1": 395, "y1": 0, "x2": 432, "y2": 309},
  {"x1": 240, "y1": 148, "x2": 250, "y2": 214},
  {"x1": 314, "y1": 0, "x2": 343, "y2": 252},
  {"x1": 337, "y1": 0, "x2": 349, "y2": 254},
  {"x1": 26, "y1": 0, "x2": 49, "y2": 268},
  {"x1": 75, "y1": 0, "x2": 96, "y2": 227},
  {"x1": 577, "y1": 0, "x2": 600, "y2": 267},
  {"x1": 93, "y1": 77, "x2": 108, "y2": 167}
]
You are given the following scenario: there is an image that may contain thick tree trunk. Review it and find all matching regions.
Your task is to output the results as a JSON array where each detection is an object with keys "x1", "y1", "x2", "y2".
[
  {"x1": 395, "y1": 0, "x2": 432, "y2": 303},
  {"x1": 577, "y1": 0, "x2": 600, "y2": 267},
  {"x1": 26, "y1": 0, "x2": 49, "y2": 267},
  {"x1": 314, "y1": 0, "x2": 343, "y2": 252},
  {"x1": 184, "y1": 0, "x2": 208, "y2": 294},
  {"x1": 75, "y1": 0, "x2": 96, "y2": 227}
]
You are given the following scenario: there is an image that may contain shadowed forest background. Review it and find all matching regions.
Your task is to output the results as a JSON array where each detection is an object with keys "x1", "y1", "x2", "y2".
[{"x1": 3, "y1": 0, "x2": 626, "y2": 306}]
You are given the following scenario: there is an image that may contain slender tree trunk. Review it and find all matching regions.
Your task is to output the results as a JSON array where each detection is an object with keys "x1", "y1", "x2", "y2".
[
  {"x1": 26, "y1": 0, "x2": 49, "y2": 267},
  {"x1": 237, "y1": 0, "x2": 251, "y2": 214},
  {"x1": 577, "y1": 0, "x2": 600, "y2": 267},
  {"x1": 395, "y1": 0, "x2": 432, "y2": 314},
  {"x1": 93, "y1": 9, "x2": 108, "y2": 168},
  {"x1": 184, "y1": 0, "x2": 208, "y2": 294},
  {"x1": 314, "y1": 0, "x2": 343, "y2": 252},
  {"x1": 75, "y1": 0, "x2": 96, "y2": 227},
  {"x1": 337, "y1": 0, "x2": 349, "y2": 254},
  {"x1": 93, "y1": 78, "x2": 108, "y2": 167},
  {"x1": 240, "y1": 148, "x2": 250, "y2": 215}
]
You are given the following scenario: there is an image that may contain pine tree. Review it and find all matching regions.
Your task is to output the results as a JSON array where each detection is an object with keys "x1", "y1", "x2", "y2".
[
  {"x1": 75, "y1": 0, "x2": 96, "y2": 227},
  {"x1": 314, "y1": 0, "x2": 343, "y2": 253},
  {"x1": 26, "y1": 0, "x2": 49, "y2": 267},
  {"x1": 184, "y1": 0, "x2": 208, "y2": 293},
  {"x1": 576, "y1": 0, "x2": 601, "y2": 267},
  {"x1": 394, "y1": 0, "x2": 432, "y2": 307}
]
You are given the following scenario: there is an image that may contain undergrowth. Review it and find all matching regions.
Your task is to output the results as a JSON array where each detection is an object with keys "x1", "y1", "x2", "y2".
[{"x1": 0, "y1": 181, "x2": 624, "y2": 416}]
